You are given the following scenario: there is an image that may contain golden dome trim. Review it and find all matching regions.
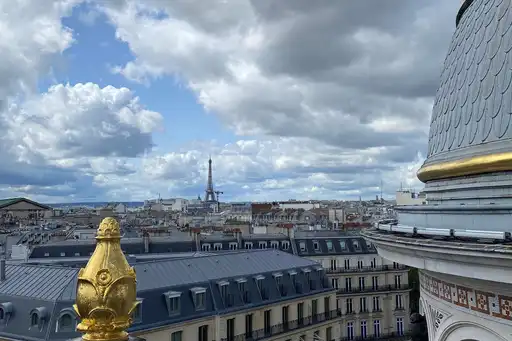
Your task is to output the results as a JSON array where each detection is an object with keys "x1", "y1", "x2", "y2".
[{"x1": 417, "y1": 152, "x2": 512, "y2": 182}]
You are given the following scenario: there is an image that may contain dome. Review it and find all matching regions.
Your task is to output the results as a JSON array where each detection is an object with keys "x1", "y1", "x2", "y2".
[{"x1": 417, "y1": 0, "x2": 512, "y2": 182}]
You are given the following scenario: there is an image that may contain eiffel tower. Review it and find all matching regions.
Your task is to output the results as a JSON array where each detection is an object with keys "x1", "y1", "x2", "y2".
[{"x1": 204, "y1": 156, "x2": 217, "y2": 202}]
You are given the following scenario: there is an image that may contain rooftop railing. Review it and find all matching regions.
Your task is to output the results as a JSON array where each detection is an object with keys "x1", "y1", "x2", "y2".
[
  {"x1": 326, "y1": 265, "x2": 408, "y2": 274},
  {"x1": 220, "y1": 309, "x2": 340, "y2": 341},
  {"x1": 339, "y1": 331, "x2": 412, "y2": 341}
]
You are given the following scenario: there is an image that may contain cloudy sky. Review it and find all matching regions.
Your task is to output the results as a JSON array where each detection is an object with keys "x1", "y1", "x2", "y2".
[{"x1": 1, "y1": 0, "x2": 459, "y2": 203}]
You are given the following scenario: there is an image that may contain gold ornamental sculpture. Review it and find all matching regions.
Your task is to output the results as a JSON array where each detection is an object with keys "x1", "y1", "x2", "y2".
[{"x1": 74, "y1": 217, "x2": 139, "y2": 341}]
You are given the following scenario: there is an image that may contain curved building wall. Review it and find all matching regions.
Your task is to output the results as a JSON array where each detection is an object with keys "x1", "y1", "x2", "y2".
[
  {"x1": 419, "y1": 270, "x2": 512, "y2": 341},
  {"x1": 425, "y1": 0, "x2": 512, "y2": 167}
]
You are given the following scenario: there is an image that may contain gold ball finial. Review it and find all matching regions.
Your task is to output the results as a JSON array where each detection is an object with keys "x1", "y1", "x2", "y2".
[{"x1": 74, "y1": 217, "x2": 138, "y2": 341}]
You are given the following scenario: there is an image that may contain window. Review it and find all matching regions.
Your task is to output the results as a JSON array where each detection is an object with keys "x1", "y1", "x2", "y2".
[
  {"x1": 358, "y1": 277, "x2": 365, "y2": 290},
  {"x1": 340, "y1": 240, "x2": 347, "y2": 250},
  {"x1": 299, "y1": 241, "x2": 307, "y2": 251},
  {"x1": 271, "y1": 241, "x2": 279, "y2": 249},
  {"x1": 171, "y1": 331, "x2": 182, "y2": 341},
  {"x1": 219, "y1": 281, "x2": 229, "y2": 300},
  {"x1": 229, "y1": 242, "x2": 237, "y2": 250},
  {"x1": 0, "y1": 308, "x2": 4, "y2": 320},
  {"x1": 60, "y1": 252, "x2": 65, "y2": 257},
  {"x1": 372, "y1": 297, "x2": 380, "y2": 311},
  {"x1": 393, "y1": 262, "x2": 399, "y2": 269},
  {"x1": 198, "y1": 325, "x2": 208, "y2": 341},
  {"x1": 237, "y1": 279, "x2": 248, "y2": 302},
  {"x1": 226, "y1": 318, "x2": 235, "y2": 341},
  {"x1": 330, "y1": 259, "x2": 337, "y2": 270},
  {"x1": 312, "y1": 299, "x2": 318, "y2": 317},
  {"x1": 255, "y1": 276, "x2": 265, "y2": 298},
  {"x1": 344, "y1": 259, "x2": 350, "y2": 269},
  {"x1": 370, "y1": 258, "x2": 376, "y2": 268},
  {"x1": 373, "y1": 320, "x2": 381, "y2": 337},
  {"x1": 214, "y1": 243, "x2": 222, "y2": 251},
  {"x1": 44, "y1": 252, "x2": 49, "y2": 257},
  {"x1": 346, "y1": 298, "x2": 353, "y2": 314},
  {"x1": 259, "y1": 242, "x2": 267, "y2": 249},
  {"x1": 282, "y1": 241, "x2": 290, "y2": 250},
  {"x1": 297, "y1": 302, "x2": 304, "y2": 324},
  {"x1": 190, "y1": 288, "x2": 206, "y2": 310},
  {"x1": 326, "y1": 240, "x2": 333, "y2": 251},
  {"x1": 360, "y1": 297, "x2": 367, "y2": 312},
  {"x1": 347, "y1": 321, "x2": 354, "y2": 340},
  {"x1": 30, "y1": 313, "x2": 38, "y2": 327},
  {"x1": 245, "y1": 314, "x2": 253, "y2": 338},
  {"x1": 245, "y1": 242, "x2": 253, "y2": 249},
  {"x1": 274, "y1": 273, "x2": 283, "y2": 287},
  {"x1": 326, "y1": 326, "x2": 332, "y2": 341},
  {"x1": 357, "y1": 260, "x2": 363, "y2": 269},
  {"x1": 74, "y1": 252, "x2": 80, "y2": 256},
  {"x1": 372, "y1": 276, "x2": 379, "y2": 290},
  {"x1": 264, "y1": 310, "x2": 271, "y2": 333},
  {"x1": 395, "y1": 295, "x2": 403, "y2": 309},
  {"x1": 202, "y1": 244, "x2": 210, "y2": 251},
  {"x1": 360, "y1": 320, "x2": 367, "y2": 338},
  {"x1": 313, "y1": 241, "x2": 320, "y2": 251},
  {"x1": 396, "y1": 317, "x2": 404, "y2": 335},
  {"x1": 352, "y1": 240, "x2": 360, "y2": 250},
  {"x1": 282, "y1": 306, "x2": 289, "y2": 327},
  {"x1": 394, "y1": 275, "x2": 402, "y2": 288},
  {"x1": 324, "y1": 296, "x2": 331, "y2": 313},
  {"x1": 313, "y1": 331, "x2": 319, "y2": 340},
  {"x1": 345, "y1": 277, "x2": 352, "y2": 291},
  {"x1": 331, "y1": 278, "x2": 338, "y2": 289},
  {"x1": 58, "y1": 313, "x2": 73, "y2": 330},
  {"x1": 131, "y1": 299, "x2": 143, "y2": 323}
]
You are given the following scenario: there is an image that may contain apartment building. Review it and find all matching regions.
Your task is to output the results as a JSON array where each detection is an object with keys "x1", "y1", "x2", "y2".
[
  {"x1": 294, "y1": 235, "x2": 411, "y2": 339},
  {"x1": 0, "y1": 249, "x2": 339, "y2": 341}
]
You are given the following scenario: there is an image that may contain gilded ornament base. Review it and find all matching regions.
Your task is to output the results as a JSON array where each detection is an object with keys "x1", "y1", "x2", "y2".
[{"x1": 417, "y1": 152, "x2": 512, "y2": 182}]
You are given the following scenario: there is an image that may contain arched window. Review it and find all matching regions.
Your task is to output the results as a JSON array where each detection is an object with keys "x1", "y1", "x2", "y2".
[
  {"x1": 59, "y1": 314, "x2": 73, "y2": 329},
  {"x1": 30, "y1": 312, "x2": 38, "y2": 327}
]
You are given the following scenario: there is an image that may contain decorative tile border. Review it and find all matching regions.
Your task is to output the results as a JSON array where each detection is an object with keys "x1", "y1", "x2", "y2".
[{"x1": 420, "y1": 272, "x2": 512, "y2": 322}]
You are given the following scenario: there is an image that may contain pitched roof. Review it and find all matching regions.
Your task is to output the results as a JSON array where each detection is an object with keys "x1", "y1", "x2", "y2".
[{"x1": 0, "y1": 197, "x2": 52, "y2": 210}]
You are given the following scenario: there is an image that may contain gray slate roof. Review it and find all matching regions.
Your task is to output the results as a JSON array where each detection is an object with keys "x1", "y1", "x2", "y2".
[{"x1": 426, "y1": 0, "x2": 512, "y2": 166}]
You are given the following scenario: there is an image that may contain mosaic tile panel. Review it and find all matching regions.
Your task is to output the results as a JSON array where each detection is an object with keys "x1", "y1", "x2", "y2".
[{"x1": 420, "y1": 271, "x2": 512, "y2": 323}]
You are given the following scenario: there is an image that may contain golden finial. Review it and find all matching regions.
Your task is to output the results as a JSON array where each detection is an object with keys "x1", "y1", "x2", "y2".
[{"x1": 74, "y1": 217, "x2": 138, "y2": 341}]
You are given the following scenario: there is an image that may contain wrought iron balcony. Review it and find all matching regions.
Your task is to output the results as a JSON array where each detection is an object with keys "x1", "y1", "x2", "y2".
[
  {"x1": 220, "y1": 309, "x2": 340, "y2": 341},
  {"x1": 326, "y1": 265, "x2": 408, "y2": 274},
  {"x1": 337, "y1": 284, "x2": 412, "y2": 295},
  {"x1": 339, "y1": 331, "x2": 411, "y2": 341}
]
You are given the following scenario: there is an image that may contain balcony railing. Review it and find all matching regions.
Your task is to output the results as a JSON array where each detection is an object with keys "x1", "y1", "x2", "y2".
[
  {"x1": 326, "y1": 265, "x2": 408, "y2": 274},
  {"x1": 337, "y1": 284, "x2": 412, "y2": 295},
  {"x1": 339, "y1": 331, "x2": 411, "y2": 341},
  {"x1": 220, "y1": 309, "x2": 340, "y2": 341}
]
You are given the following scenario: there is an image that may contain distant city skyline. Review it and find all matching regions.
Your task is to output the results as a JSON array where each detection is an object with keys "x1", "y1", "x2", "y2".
[{"x1": 0, "y1": 1, "x2": 458, "y2": 202}]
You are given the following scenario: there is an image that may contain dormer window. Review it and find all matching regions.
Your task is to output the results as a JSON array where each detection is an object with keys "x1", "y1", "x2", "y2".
[
  {"x1": 163, "y1": 291, "x2": 181, "y2": 316},
  {"x1": 44, "y1": 252, "x2": 49, "y2": 257},
  {"x1": 214, "y1": 243, "x2": 222, "y2": 251},
  {"x1": 339, "y1": 240, "x2": 347, "y2": 250},
  {"x1": 254, "y1": 275, "x2": 266, "y2": 299},
  {"x1": 237, "y1": 278, "x2": 248, "y2": 303},
  {"x1": 282, "y1": 241, "x2": 290, "y2": 250},
  {"x1": 326, "y1": 240, "x2": 333, "y2": 251},
  {"x1": 313, "y1": 241, "x2": 320, "y2": 251},
  {"x1": 190, "y1": 287, "x2": 206, "y2": 310},
  {"x1": 245, "y1": 242, "x2": 253, "y2": 249},
  {"x1": 353, "y1": 240, "x2": 360, "y2": 250},
  {"x1": 270, "y1": 241, "x2": 279, "y2": 249},
  {"x1": 60, "y1": 252, "x2": 65, "y2": 257},
  {"x1": 273, "y1": 272, "x2": 283, "y2": 286},
  {"x1": 29, "y1": 307, "x2": 48, "y2": 331},
  {"x1": 202, "y1": 244, "x2": 211, "y2": 251},
  {"x1": 0, "y1": 302, "x2": 11, "y2": 324},
  {"x1": 57, "y1": 309, "x2": 76, "y2": 332},
  {"x1": 259, "y1": 242, "x2": 267, "y2": 249},
  {"x1": 218, "y1": 281, "x2": 229, "y2": 299},
  {"x1": 299, "y1": 241, "x2": 307, "y2": 252},
  {"x1": 229, "y1": 242, "x2": 238, "y2": 250},
  {"x1": 131, "y1": 298, "x2": 143, "y2": 324}
]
